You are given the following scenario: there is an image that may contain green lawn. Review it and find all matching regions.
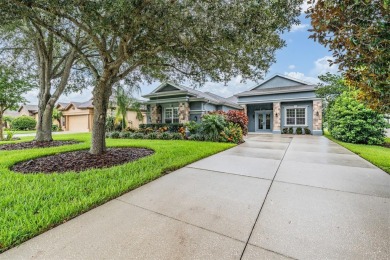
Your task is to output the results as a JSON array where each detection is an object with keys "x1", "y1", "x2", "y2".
[
  {"x1": 324, "y1": 131, "x2": 390, "y2": 174},
  {"x1": 0, "y1": 133, "x2": 234, "y2": 252},
  {"x1": 8, "y1": 130, "x2": 37, "y2": 134}
]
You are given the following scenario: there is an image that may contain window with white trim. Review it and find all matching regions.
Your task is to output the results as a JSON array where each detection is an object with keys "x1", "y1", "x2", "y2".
[
  {"x1": 164, "y1": 107, "x2": 179, "y2": 123},
  {"x1": 286, "y1": 107, "x2": 306, "y2": 126}
]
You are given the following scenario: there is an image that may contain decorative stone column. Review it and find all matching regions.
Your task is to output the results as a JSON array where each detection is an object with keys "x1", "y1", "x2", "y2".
[
  {"x1": 178, "y1": 102, "x2": 190, "y2": 123},
  {"x1": 273, "y1": 102, "x2": 281, "y2": 134},
  {"x1": 312, "y1": 99, "x2": 323, "y2": 135},
  {"x1": 151, "y1": 104, "x2": 161, "y2": 123}
]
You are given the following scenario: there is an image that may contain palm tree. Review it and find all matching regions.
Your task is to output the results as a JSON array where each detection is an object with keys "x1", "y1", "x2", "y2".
[
  {"x1": 114, "y1": 86, "x2": 143, "y2": 131},
  {"x1": 52, "y1": 108, "x2": 63, "y2": 131}
]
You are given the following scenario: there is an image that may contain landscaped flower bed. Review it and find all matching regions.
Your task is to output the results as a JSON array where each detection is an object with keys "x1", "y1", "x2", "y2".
[{"x1": 106, "y1": 111, "x2": 248, "y2": 144}]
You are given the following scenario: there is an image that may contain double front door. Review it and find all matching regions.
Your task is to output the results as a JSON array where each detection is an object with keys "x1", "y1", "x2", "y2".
[{"x1": 256, "y1": 111, "x2": 272, "y2": 132}]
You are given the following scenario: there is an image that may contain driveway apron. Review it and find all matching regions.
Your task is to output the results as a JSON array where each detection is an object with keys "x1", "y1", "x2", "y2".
[{"x1": 1, "y1": 135, "x2": 389, "y2": 260}]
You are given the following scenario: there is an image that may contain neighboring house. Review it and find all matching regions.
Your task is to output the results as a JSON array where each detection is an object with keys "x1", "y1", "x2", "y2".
[
  {"x1": 18, "y1": 105, "x2": 39, "y2": 121},
  {"x1": 57, "y1": 99, "x2": 147, "y2": 132},
  {"x1": 142, "y1": 82, "x2": 243, "y2": 124},
  {"x1": 236, "y1": 74, "x2": 323, "y2": 135}
]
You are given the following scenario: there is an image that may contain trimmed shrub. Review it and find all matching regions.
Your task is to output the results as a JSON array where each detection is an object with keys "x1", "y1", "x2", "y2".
[
  {"x1": 170, "y1": 133, "x2": 184, "y2": 140},
  {"x1": 188, "y1": 133, "x2": 206, "y2": 141},
  {"x1": 132, "y1": 133, "x2": 145, "y2": 139},
  {"x1": 145, "y1": 132, "x2": 158, "y2": 140},
  {"x1": 304, "y1": 127, "x2": 311, "y2": 135},
  {"x1": 110, "y1": 131, "x2": 120, "y2": 139},
  {"x1": 159, "y1": 132, "x2": 172, "y2": 140},
  {"x1": 11, "y1": 116, "x2": 36, "y2": 130},
  {"x1": 220, "y1": 123, "x2": 243, "y2": 144},
  {"x1": 185, "y1": 121, "x2": 201, "y2": 134},
  {"x1": 139, "y1": 123, "x2": 184, "y2": 132},
  {"x1": 201, "y1": 114, "x2": 227, "y2": 141},
  {"x1": 52, "y1": 125, "x2": 59, "y2": 131},
  {"x1": 119, "y1": 131, "x2": 133, "y2": 138},
  {"x1": 282, "y1": 127, "x2": 288, "y2": 134},
  {"x1": 328, "y1": 91, "x2": 386, "y2": 144},
  {"x1": 288, "y1": 127, "x2": 294, "y2": 134},
  {"x1": 296, "y1": 127, "x2": 303, "y2": 135}
]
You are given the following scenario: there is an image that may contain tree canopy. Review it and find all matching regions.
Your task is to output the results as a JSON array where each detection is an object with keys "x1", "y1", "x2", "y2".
[
  {"x1": 2, "y1": 0, "x2": 302, "y2": 153},
  {"x1": 0, "y1": 65, "x2": 31, "y2": 140},
  {"x1": 307, "y1": 0, "x2": 390, "y2": 113}
]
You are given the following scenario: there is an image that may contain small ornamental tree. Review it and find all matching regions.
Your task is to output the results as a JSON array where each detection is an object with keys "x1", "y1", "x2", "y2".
[
  {"x1": 0, "y1": 66, "x2": 30, "y2": 140},
  {"x1": 328, "y1": 91, "x2": 387, "y2": 145}
]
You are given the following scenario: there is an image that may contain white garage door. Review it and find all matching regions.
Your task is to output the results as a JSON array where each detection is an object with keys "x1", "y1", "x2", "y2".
[{"x1": 68, "y1": 115, "x2": 89, "y2": 132}]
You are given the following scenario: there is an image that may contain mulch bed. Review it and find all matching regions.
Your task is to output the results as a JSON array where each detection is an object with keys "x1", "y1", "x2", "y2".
[
  {"x1": 0, "y1": 140, "x2": 79, "y2": 151},
  {"x1": 383, "y1": 143, "x2": 390, "y2": 149},
  {"x1": 12, "y1": 148, "x2": 154, "y2": 174}
]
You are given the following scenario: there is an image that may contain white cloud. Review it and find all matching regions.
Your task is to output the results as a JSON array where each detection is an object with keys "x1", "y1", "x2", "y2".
[
  {"x1": 198, "y1": 76, "x2": 255, "y2": 97},
  {"x1": 288, "y1": 65, "x2": 296, "y2": 70},
  {"x1": 290, "y1": 23, "x2": 309, "y2": 32},
  {"x1": 300, "y1": 1, "x2": 315, "y2": 14},
  {"x1": 23, "y1": 87, "x2": 94, "y2": 105},
  {"x1": 284, "y1": 72, "x2": 320, "y2": 84},
  {"x1": 310, "y1": 56, "x2": 338, "y2": 76},
  {"x1": 283, "y1": 56, "x2": 340, "y2": 85}
]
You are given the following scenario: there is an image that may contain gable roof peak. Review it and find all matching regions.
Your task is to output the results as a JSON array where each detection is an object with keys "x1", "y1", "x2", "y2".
[{"x1": 250, "y1": 73, "x2": 314, "y2": 90}]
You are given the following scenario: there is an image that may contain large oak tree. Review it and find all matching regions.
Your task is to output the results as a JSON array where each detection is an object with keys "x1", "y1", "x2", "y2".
[{"x1": 8, "y1": 0, "x2": 302, "y2": 154}]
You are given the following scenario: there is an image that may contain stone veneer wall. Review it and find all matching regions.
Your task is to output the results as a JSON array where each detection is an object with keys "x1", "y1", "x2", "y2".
[
  {"x1": 178, "y1": 102, "x2": 190, "y2": 123},
  {"x1": 273, "y1": 102, "x2": 281, "y2": 133},
  {"x1": 313, "y1": 99, "x2": 323, "y2": 133},
  {"x1": 150, "y1": 104, "x2": 162, "y2": 123}
]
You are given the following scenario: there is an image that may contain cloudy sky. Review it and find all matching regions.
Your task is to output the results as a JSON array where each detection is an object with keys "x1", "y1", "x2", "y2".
[{"x1": 24, "y1": 3, "x2": 337, "y2": 104}]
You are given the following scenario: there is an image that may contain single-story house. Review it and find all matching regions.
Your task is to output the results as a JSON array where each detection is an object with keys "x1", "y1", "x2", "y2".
[
  {"x1": 142, "y1": 82, "x2": 243, "y2": 124},
  {"x1": 236, "y1": 74, "x2": 323, "y2": 135},
  {"x1": 18, "y1": 105, "x2": 39, "y2": 122},
  {"x1": 57, "y1": 99, "x2": 147, "y2": 132}
]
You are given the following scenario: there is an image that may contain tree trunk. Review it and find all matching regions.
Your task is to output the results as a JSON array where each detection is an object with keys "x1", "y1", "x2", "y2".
[
  {"x1": 90, "y1": 77, "x2": 113, "y2": 155},
  {"x1": 35, "y1": 103, "x2": 54, "y2": 142},
  {"x1": 0, "y1": 111, "x2": 4, "y2": 141}
]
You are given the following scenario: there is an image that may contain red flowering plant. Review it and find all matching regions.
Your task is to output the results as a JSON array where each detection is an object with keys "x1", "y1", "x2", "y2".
[{"x1": 207, "y1": 110, "x2": 248, "y2": 135}]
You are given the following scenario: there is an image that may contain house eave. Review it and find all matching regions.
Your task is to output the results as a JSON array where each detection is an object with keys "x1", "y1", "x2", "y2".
[
  {"x1": 236, "y1": 88, "x2": 316, "y2": 97},
  {"x1": 238, "y1": 97, "x2": 321, "y2": 105}
]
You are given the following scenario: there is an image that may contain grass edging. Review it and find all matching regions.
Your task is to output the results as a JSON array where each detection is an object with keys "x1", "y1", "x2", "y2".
[
  {"x1": 324, "y1": 131, "x2": 390, "y2": 174},
  {"x1": 0, "y1": 133, "x2": 235, "y2": 252}
]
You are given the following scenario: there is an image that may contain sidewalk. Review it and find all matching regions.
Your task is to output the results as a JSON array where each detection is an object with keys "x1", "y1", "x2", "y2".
[{"x1": 1, "y1": 135, "x2": 389, "y2": 259}]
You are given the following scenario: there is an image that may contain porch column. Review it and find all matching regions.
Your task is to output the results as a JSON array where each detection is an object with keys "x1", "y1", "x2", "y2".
[
  {"x1": 178, "y1": 102, "x2": 190, "y2": 123},
  {"x1": 313, "y1": 99, "x2": 323, "y2": 135},
  {"x1": 150, "y1": 104, "x2": 158, "y2": 123},
  {"x1": 273, "y1": 102, "x2": 281, "y2": 134}
]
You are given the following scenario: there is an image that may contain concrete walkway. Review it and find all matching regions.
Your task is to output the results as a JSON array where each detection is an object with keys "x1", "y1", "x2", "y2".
[{"x1": 2, "y1": 135, "x2": 389, "y2": 259}]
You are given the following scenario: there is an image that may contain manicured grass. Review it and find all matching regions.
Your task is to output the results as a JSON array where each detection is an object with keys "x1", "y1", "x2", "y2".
[
  {"x1": 7, "y1": 130, "x2": 37, "y2": 134},
  {"x1": 324, "y1": 131, "x2": 390, "y2": 174},
  {"x1": 0, "y1": 133, "x2": 234, "y2": 252}
]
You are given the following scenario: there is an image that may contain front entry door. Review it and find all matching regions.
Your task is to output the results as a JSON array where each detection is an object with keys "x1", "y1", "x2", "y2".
[{"x1": 256, "y1": 112, "x2": 272, "y2": 132}]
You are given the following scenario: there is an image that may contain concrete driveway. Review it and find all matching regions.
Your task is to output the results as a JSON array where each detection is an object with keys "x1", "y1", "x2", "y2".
[{"x1": 1, "y1": 135, "x2": 389, "y2": 259}]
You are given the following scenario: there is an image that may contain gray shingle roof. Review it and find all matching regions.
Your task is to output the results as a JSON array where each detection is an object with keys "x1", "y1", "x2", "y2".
[
  {"x1": 144, "y1": 82, "x2": 242, "y2": 109},
  {"x1": 236, "y1": 85, "x2": 316, "y2": 97}
]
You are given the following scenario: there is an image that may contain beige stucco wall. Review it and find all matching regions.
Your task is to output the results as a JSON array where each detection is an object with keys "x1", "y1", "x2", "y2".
[{"x1": 125, "y1": 111, "x2": 146, "y2": 128}]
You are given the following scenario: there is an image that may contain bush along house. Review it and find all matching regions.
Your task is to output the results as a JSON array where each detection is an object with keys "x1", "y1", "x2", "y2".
[
  {"x1": 236, "y1": 74, "x2": 323, "y2": 135},
  {"x1": 142, "y1": 82, "x2": 243, "y2": 124}
]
